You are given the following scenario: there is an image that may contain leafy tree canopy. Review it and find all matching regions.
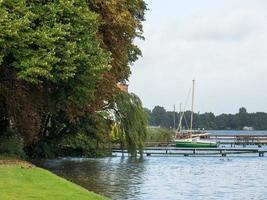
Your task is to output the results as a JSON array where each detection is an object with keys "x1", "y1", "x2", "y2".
[
  {"x1": 0, "y1": 0, "x2": 111, "y2": 142},
  {"x1": 0, "y1": 0, "x2": 111, "y2": 110},
  {"x1": 88, "y1": 0, "x2": 147, "y2": 110},
  {"x1": 0, "y1": 0, "x2": 148, "y2": 158}
]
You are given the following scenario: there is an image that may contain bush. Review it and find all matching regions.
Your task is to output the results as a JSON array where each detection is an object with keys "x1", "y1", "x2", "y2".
[
  {"x1": 146, "y1": 127, "x2": 174, "y2": 143},
  {"x1": 0, "y1": 129, "x2": 26, "y2": 158},
  {"x1": 61, "y1": 132, "x2": 108, "y2": 158}
]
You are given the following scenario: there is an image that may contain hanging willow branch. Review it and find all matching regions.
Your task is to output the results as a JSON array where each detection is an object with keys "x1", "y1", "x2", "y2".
[{"x1": 111, "y1": 92, "x2": 148, "y2": 157}]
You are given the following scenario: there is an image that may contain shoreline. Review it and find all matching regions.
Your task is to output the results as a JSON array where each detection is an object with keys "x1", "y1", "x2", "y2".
[{"x1": 0, "y1": 156, "x2": 109, "y2": 200}]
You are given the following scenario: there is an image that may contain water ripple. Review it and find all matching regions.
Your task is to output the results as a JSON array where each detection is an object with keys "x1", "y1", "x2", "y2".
[{"x1": 39, "y1": 156, "x2": 267, "y2": 200}]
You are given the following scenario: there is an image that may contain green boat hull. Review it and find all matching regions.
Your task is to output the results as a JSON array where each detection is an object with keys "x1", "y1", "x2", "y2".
[{"x1": 174, "y1": 141, "x2": 217, "y2": 148}]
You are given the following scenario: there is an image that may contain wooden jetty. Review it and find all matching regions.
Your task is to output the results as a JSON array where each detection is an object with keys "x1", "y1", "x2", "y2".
[
  {"x1": 112, "y1": 133, "x2": 267, "y2": 157},
  {"x1": 143, "y1": 134, "x2": 267, "y2": 147},
  {"x1": 209, "y1": 134, "x2": 267, "y2": 146},
  {"x1": 112, "y1": 147, "x2": 267, "y2": 157}
]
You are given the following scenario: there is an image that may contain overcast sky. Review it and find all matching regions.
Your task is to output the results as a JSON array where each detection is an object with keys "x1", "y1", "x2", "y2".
[{"x1": 129, "y1": 0, "x2": 267, "y2": 115}]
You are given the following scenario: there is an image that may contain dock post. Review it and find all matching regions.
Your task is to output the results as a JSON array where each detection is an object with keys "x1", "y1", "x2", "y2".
[
  {"x1": 221, "y1": 149, "x2": 227, "y2": 157},
  {"x1": 121, "y1": 150, "x2": 124, "y2": 158},
  {"x1": 193, "y1": 149, "x2": 196, "y2": 154}
]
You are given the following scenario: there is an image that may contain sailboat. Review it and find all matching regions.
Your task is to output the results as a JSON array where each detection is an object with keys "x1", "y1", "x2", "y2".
[{"x1": 173, "y1": 80, "x2": 217, "y2": 148}]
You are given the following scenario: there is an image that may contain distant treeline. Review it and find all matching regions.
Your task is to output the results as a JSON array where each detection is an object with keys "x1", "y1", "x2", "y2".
[{"x1": 145, "y1": 106, "x2": 267, "y2": 130}]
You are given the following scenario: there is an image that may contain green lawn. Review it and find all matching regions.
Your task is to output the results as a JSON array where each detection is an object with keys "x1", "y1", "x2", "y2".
[{"x1": 0, "y1": 164, "x2": 109, "y2": 200}]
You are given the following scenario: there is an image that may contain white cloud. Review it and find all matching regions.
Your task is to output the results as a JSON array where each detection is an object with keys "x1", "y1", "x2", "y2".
[{"x1": 130, "y1": 0, "x2": 267, "y2": 114}]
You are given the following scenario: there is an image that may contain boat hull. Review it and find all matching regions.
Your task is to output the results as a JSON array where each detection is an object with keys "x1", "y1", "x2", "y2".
[{"x1": 174, "y1": 141, "x2": 217, "y2": 148}]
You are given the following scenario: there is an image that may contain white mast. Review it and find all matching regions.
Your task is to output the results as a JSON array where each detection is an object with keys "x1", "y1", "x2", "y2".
[
  {"x1": 177, "y1": 103, "x2": 183, "y2": 131},
  {"x1": 190, "y1": 80, "x2": 195, "y2": 134},
  {"x1": 179, "y1": 103, "x2": 182, "y2": 130},
  {"x1": 173, "y1": 104, "x2": 176, "y2": 131}
]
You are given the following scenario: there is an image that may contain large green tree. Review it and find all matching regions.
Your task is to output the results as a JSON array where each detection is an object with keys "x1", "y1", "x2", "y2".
[
  {"x1": 0, "y1": 0, "x2": 148, "y2": 158},
  {"x1": 0, "y1": 0, "x2": 110, "y2": 144},
  {"x1": 150, "y1": 106, "x2": 167, "y2": 127}
]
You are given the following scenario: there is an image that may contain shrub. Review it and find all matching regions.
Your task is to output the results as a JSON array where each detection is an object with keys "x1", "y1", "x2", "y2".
[
  {"x1": 146, "y1": 127, "x2": 174, "y2": 143},
  {"x1": 0, "y1": 129, "x2": 26, "y2": 158}
]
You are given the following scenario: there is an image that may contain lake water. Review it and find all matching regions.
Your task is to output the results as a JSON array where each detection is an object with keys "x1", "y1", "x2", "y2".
[
  {"x1": 38, "y1": 131, "x2": 267, "y2": 200},
  {"x1": 40, "y1": 156, "x2": 267, "y2": 199}
]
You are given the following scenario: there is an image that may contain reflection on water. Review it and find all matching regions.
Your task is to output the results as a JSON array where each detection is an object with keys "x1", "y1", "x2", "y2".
[
  {"x1": 38, "y1": 156, "x2": 267, "y2": 200},
  {"x1": 39, "y1": 157, "x2": 146, "y2": 199}
]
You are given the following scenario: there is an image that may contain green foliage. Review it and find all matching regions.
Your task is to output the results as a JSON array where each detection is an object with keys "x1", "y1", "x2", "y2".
[
  {"x1": 0, "y1": 0, "x2": 110, "y2": 83},
  {"x1": 110, "y1": 123, "x2": 123, "y2": 143},
  {"x1": 61, "y1": 131, "x2": 109, "y2": 157},
  {"x1": 31, "y1": 139, "x2": 57, "y2": 159},
  {"x1": 147, "y1": 106, "x2": 267, "y2": 130},
  {"x1": 147, "y1": 106, "x2": 178, "y2": 129},
  {"x1": 0, "y1": 129, "x2": 25, "y2": 158},
  {"x1": 111, "y1": 92, "x2": 148, "y2": 157},
  {"x1": 146, "y1": 128, "x2": 174, "y2": 143},
  {"x1": 239, "y1": 107, "x2": 247, "y2": 114},
  {"x1": 0, "y1": 0, "x2": 147, "y2": 158},
  {"x1": 28, "y1": 112, "x2": 111, "y2": 158},
  {"x1": 0, "y1": 0, "x2": 111, "y2": 121},
  {"x1": 150, "y1": 106, "x2": 167, "y2": 126},
  {"x1": 59, "y1": 112, "x2": 111, "y2": 157}
]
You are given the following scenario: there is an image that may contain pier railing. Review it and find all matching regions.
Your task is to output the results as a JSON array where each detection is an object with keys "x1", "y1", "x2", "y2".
[
  {"x1": 112, "y1": 134, "x2": 267, "y2": 157},
  {"x1": 209, "y1": 134, "x2": 267, "y2": 145},
  {"x1": 141, "y1": 134, "x2": 267, "y2": 147},
  {"x1": 112, "y1": 147, "x2": 267, "y2": 157}
]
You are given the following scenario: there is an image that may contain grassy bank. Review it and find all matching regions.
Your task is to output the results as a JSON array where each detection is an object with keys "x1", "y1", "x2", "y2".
[{"x1": 0, "y1": 158, "x2": 109, "y2": 200}]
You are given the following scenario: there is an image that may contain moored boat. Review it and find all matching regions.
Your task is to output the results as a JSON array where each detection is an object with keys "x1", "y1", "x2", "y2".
[
  {"x1": 173, "y1": 80, "x2": 218, "y2": 148},
  {"x1": 173, "y1": 138, "x2": 217, "y2": 148}
]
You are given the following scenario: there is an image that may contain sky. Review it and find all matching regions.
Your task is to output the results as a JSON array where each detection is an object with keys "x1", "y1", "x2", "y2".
[{"x1": 129, "y1": 0, "x2": 267, "y2": 115}]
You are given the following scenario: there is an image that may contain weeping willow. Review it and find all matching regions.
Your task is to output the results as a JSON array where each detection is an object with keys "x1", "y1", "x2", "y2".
[{"x1": 111, "y1": 92, "x2": 148, "y2": 157}]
